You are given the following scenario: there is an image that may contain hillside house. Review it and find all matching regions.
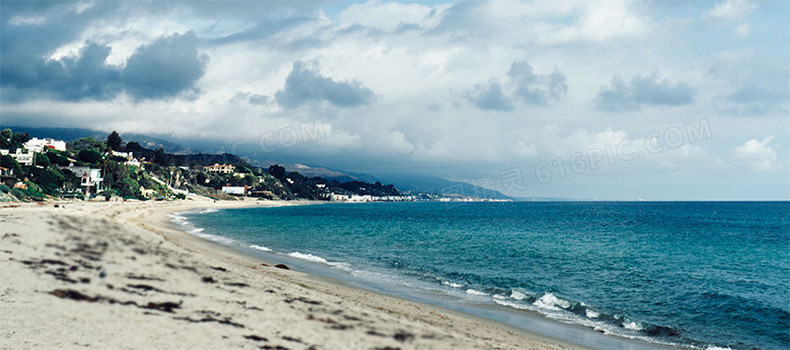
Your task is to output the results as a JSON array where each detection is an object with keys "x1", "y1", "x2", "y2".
[
  {"x1": 0, "y1": 149, "x2": 34, "y2": 166},
  {"x1": 23, "y1": 137, "x2": 67, "y2": 152},
  {"x1": 206, "y1": 163, "x2": 235, "y2": 174}
]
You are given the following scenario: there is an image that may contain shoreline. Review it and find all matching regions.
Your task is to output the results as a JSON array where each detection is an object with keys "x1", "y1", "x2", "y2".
[
  {"x1": 168, "y1": 201, "x2": 676, "y2": 350},
  {"x1": 0, "y1": 199, "x2": 585, "y2": 349}
]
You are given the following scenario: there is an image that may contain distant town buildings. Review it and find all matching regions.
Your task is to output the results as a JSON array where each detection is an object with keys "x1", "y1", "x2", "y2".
[
  {"x1": 329, "y1": 193, "x2": 416, "y2": 202},
  {"x1": 206, "y1": 163, "x2": 235, "y2": 174},
  {"x1": 23, "y1": 137, "x2": 67, "y2": 152}
]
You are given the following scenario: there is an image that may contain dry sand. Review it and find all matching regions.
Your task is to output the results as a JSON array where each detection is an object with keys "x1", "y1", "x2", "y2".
[{"x1": 0, "y1": 199, "x2": 586, "y2": 349}]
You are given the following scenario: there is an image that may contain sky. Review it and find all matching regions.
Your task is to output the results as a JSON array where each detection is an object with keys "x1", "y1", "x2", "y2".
[{"x1": 1, "y1": 0, "x2": 788, "y2": 200}]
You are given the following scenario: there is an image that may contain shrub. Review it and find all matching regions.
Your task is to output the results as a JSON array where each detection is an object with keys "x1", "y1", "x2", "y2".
[
  {"x1": 36, "y1": 168, "x2": 66, "y2": 195},
  {"x1": 22, "y1": 182, "x2": 44, "y2": 198},
  {"x1": 0, "y1": 184, "x2": 9, "y2": 193},
  {"x1": 10, "y1": 188, "x2": 25, "y2": 200}
]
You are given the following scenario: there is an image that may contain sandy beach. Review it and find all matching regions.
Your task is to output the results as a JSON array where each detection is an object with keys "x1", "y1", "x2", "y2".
[{"x1": 0, "y1": 198, "x2": 584, "y2": 349}]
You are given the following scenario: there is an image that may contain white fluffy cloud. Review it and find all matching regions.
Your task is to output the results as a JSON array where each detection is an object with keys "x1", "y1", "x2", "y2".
[
  {"x1": 706, "y1": 0, "x2": 756, "y2": 21},
  {"x1": 734, "y1": 137, "x2": 780, "y2": 171}
]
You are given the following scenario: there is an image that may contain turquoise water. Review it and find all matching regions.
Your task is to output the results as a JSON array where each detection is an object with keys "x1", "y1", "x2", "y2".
[{"x1": 177, "y1": 202, "x2": 790, "y2": 349}]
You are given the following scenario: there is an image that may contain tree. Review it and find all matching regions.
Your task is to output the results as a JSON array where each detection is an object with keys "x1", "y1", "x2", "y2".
[
  {"x1": 107, "y1": 131, "x2": 123, "y2": 151},
  {"x1": 46, "y1": 152, "x2": 70, "y2": 166},
  {"x1": 0, "y1": 155, "x2": 22, "y2": 176},
  {"x1": 268, "y1": 164, "x2": 286, "y2": 179},
  {"x1": 0, "y1": 129, "x2": 11, "y2": 148},
  {"x1": 72, "y1": 137, "x2": 106, "y2": 152},
  {"x1": 117, "y1": 177, "x2": 141, "y2": 199},
  {"x1": 36, "y1": 168, "x2": 66, "y2": 195},
  {"x1": 10, "y1": 132, "x2": 29, "y2": 149},
  {"x1": 34, "y1": 153, "x2": 51, "y2": 167},
  {"x1": 125, "y1": 141, "x2": 143, "y2": 152},
  {"x1": 78, "y1": 149, "x2": 103, "y2": 164},
  {"x1": 152, "y1": 148, "x2": 168, "y2": 165}
]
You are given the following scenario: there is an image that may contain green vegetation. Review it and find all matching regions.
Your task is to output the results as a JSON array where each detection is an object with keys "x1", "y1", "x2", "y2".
[
  {"x1": 1, "y1": 128, "x2": 402, "y2": 202},
  {"x1": 0, "y1": 128, "x2": 30, "y2": 150}
]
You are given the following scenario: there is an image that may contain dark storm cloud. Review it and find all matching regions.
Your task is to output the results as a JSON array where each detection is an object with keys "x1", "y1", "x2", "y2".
[
  {"x1": 595, "y1": 73, "x2": 694, "y2": 112},
  {"x1": 0, "y1": 1, "x2": 122, "y2": 100},
  {"x1": 0, "y1": 27, "x2": 207, "y2": 101},
  {"x1": 466, "y1": 60, "x2": 568, "y2": 111},
  {"x1": 122, "y1": 32, "x2": 208, "y2": 99},
  {"x1": 274, "y1": 61, "x2": 375, "y2": 108}
]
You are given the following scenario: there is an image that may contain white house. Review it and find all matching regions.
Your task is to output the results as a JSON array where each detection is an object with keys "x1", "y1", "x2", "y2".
[
  {"x1": 221, "y1": 186, "x2": 247, "y2": 196},
  {"x1": 60, "y1": 165, "x2": 103, "y2": 194},
  {"x1": 0, "y1": 148, "x2": 35, "y2": 166},
  {"x1": 24, "y1": 137, "x2": 67, "y2": 152},
  {"x1": 206, "y1": 164, "x2": 235, "y2": 174},
  {"x1": 125, "y1": 158, "x2": 142, "y2": 167},
  {"x1": 109, "y1": 150, "x2": 132, "y2": 160}
]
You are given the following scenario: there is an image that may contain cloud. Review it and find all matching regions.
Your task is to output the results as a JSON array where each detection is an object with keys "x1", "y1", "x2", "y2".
[
  {"x1": 734, "y1": 136, "x2": 779, "y2": 171},
  {"x1": 122, "y1": 32, "x2": 207, "y2": 99},
  {"x1": 595, "y1": 73, "x2": 694, "y2": 112},
  {"x1": 507, "y1": 61, "x2": 567, "y2": 105},
  {"x1": 706, "y1": 0, "x2": 757, "y2": 21},
  {"x1": 0, "y1": 29, "x2": 207, "y2": 101},
  {"x1": 0, "y1": 2, "x2": 123, "y2": 101},
  {"x1": 708, "y1": 58, "x2": 790, "y2": 115},
  {"x1": 466, "y1": 81, "x2": 515, "y2": 111},
  {"x1": 275, "y1": 61, "x2": 375, "y2": 108},
  {"x1": 466, "y1": 60, "x2": 567, "y2": 111}
]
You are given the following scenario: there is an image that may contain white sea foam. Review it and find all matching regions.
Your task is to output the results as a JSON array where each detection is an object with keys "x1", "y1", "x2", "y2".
[
  {"x1": 288, "y1": 252, "x2": 329, "y2": 264},
  {"x1": 250, "y1": 245, "x2": 272, "y2": 252},
  {"x1": 585, "y1": 309, "x2": 600, "y2": 318},
  {"x1": 187, "y1": 228, "x2": 204, "y2": 234},
  {"x1": 510, "y1": 289, "x2": 529, "y2": 301},
  {"x1": 328, "y1": 262, "x2": 352, "y2": 271},
  {"x1": 168, "y1": 213, "x2": 186, "y2": 222},
  {"x1": 466, "y1": 289, "x2": 489, "y2": 296},
  {"x1": 533, "y1": 293, "x2": 571, "y2": 311},
  {"x1": 623, "y1": 321, "x2": 643, "y2": 331},
  {"x1": 191, "y1": 232, "x2": 234, "y2": 245},
  {"x1": 198, "y1": 208, "x2": 219, "y2": 214},
  {"x1": 705, "y1": 347, "x2": 733, "y2": 350},
  {"x1": 286, "y1": 252, "x2": 351, "y2": 271},
  {"x1": 493, "y1": 294, "x2": 508, "y2": 300},
  {"x1": 493, "y1": 298, "x2": 532, "y2": 310},
  {"x1": 441, "y1": 280, "x2": 464, "y2": 288}
]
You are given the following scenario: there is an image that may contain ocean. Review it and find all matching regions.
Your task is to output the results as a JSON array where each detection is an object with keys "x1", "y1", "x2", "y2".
[{"x1": 173, "y1": 201, "x2": 790, "y2": 349}]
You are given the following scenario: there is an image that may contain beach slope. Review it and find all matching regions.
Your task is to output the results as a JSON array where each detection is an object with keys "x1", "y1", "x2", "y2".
[{"x1": 0, "y1": 200, "x2": 582, "y2": 349}]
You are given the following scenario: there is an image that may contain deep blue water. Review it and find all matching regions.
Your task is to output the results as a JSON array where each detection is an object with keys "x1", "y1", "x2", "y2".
[{"x1": 177, "y1": 202, "x2": 790, "y2": 349}]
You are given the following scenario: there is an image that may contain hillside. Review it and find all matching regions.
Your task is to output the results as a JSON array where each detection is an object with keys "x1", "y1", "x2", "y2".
[{"x1": 0, "y1": 128, "x2": 404, "y2": 202}]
